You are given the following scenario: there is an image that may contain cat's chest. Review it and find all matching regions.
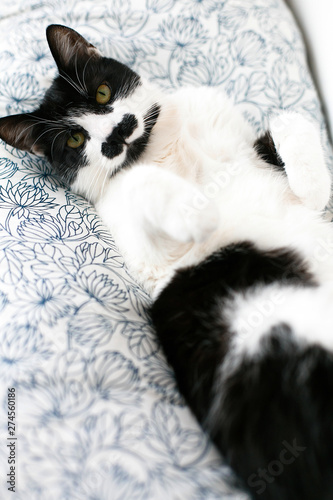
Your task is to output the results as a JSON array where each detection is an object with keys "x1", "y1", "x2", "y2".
[
  {"x1": 143, "y1": 120, "x2": 243, "y2": 186},
  {"x1": 142, "y1": 87, "x2": 256, "y2": 184}
]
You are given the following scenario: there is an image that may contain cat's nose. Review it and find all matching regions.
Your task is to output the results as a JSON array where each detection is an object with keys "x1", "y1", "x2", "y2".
[
  {"x1": 101, "y1": 135, "x2": 124, "y2": 160},
  {"x1": 101, "y1": 120, "x2": 133, "y2": 159},
  {"x1": 101, "y1": 114, "x2": 140, "y2": 159},
  {"x1": 107, "y1": 126, "x2": 127, "y2": 145},
  {"x1": 108, "y1": 114, "x2": 138, "y2": 143}
]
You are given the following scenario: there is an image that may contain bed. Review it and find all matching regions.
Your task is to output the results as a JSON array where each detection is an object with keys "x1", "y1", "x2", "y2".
[{"x1": 0, "y1": 1, "x2": 332, "y2": 499}]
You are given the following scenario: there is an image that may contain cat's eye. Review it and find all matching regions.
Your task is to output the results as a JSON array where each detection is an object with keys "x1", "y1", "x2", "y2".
[
  {"x1": 67, "y1": 132, "x2": 85, "y2": 149},
  {"x1": 96, "y1": 83, "x2": 112, "y2": 105}
]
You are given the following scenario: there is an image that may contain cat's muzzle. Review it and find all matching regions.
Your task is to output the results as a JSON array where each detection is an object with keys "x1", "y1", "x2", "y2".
[{"x1": 101, "y1": 113, "x2": 139, "y2": 159}]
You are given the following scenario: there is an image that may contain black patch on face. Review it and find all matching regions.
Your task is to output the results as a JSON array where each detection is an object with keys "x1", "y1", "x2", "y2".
[
  {"x1": 254, "y1": 131, "x2": 285, "y2": 174},
  {"x1": 106, "y1": 103, "x2": 161, "y2": 179},
  {"x1": 101, "y1": 114, "x2": 139, "y2": 160},
  {"x1": 150, "y1": 242, "x2": 320, "y2": 497}
]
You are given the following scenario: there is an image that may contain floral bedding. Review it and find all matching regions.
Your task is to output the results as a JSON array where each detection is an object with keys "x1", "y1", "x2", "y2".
[{"x1": 0, "y1": 1, "x2": 332, "y2": 499}]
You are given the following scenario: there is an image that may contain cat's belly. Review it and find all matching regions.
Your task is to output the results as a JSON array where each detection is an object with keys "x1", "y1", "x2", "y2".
[
  {"x1": 152, "y1": 183, "x2": 333, "y2": 298},
  {"x1": 97, "y1": 152, "x2": 333, "y2": 297},
  {"x1": 141, "y1": 207, "x2": 333, "y2": 299}
]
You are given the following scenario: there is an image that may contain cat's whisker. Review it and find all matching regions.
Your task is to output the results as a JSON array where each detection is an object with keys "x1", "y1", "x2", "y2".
[
  {"x1": 144, "y1": 112, "x2": 161, "y2": 124},
  {"x1": 59, "y1": 70, "x2": 88, "y2": 98},
  {"x1": 87, "y1": 164, "x2": 104, "y2": 202},
  {"x1": 14, "y1": 118, "x2": 66, "y2": 147},
  {"x1": 74, "y1": 52, "x2": 89, "y2": 98},
  {"x1": 59, "y1": 72, "x2": 80, "y2": 94},
  {"x1": 82, "y1": 53, "x2": 96, "y2": 96},
  {"x1": 30, "y1": 127, "x2": 67, "y2": 151},
  {"x1": 29, "y1": 115, "x2": 64, "y2": 125},
  {"x1": 85, "y1": 159, "x2": 101, "y2": 201},
  {"x1": 91, "y1": 167, "x2": 106, "y2": 201},
  {"x1": 14, "y1": 119, "x2": 45, "y2": 143},
  {"x1": 99, "y1": 167, "x2": 110, "y2": 201},
  {"x1": 86, "y1": 169, "x2": 97, "y2": 201},
  {"x1": 115, "y1": 72, "x2": 141, "y2": 102},
  {"x1": 29, "y1": 109, "x2": 69, "y2": 124},
  {"x1": 91, "y1": 163, "x2": 109, "y2": 201},
  {"x1": 50, "y1": 129, "x2": 67, "y2": 160}
]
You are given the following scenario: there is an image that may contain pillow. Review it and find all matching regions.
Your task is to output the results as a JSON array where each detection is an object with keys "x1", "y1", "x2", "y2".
[{"x1": 0, "y1": 1, "x2": 331, "y2": 499}]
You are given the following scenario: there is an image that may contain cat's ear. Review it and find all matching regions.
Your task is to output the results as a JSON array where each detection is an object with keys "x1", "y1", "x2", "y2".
[
  {"x1": 0, "y1": 113, "x2": 44, "y2": 155},
  {"x1": 46, "y1": 25, "x2": 101, "y2": 73}
]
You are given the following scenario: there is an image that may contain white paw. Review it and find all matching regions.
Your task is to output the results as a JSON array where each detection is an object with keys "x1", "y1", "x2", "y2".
[
  {"x1": 289, "y1": 171, "x2": 331, "y2": 211},
  {"x1": 165, "y1": 197, "x2": 220, "y2": 243},
  {"x1": 270, "y1": 112, "x2": 331, "y2": 211},
  {"x1": 147, "y1": 185, "x2": 220, "y2": 243}
]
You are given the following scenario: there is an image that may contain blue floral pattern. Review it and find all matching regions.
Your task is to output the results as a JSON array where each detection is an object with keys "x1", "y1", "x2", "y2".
[{"x1": 0, "y1": 1, "x2": 332, "y2": 499}]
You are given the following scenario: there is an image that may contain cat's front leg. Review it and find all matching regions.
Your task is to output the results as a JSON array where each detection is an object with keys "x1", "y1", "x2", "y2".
[
  {"x1": 141, "y1": 171, "x2": 220, "y2": 244},
  {"x1": 96, "y1": 164, "x2": 219, "y2": 251},
  {"x1": 269, "y1": 112, "x2": 331, "y2": 211}
]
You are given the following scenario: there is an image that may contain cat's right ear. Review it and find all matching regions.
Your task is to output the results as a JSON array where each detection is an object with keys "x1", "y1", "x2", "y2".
[
  {"x1": 46, "y1": 25, "x2": 101, "y2": 73},
  {"x1": 0, "y1": 113, "x2": 44, "y2": 155}
]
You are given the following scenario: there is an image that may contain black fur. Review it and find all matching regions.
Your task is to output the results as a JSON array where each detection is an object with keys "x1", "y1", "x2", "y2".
[
  {"x1": 150, "y1": 242, "x2": 329, "y2": 499},
  {"x1": 254, "y1": 131, "x2": 285, "y2": 173},
  {"x1": 218, "y1": 327, "x2": 333, "y2": 500},
  {"x1": 150, "y1": 242, "x2": 314, "y2": 418}
]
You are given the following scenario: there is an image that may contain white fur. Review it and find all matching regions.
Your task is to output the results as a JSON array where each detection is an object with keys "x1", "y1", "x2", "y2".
[
  {"x1": 270, "y1": 111, "x2": 331, "y2": 211},
  {"x1": 226, "y1": 282, "x2": 333, "y2": 359},
  {"x1": 69, "y1": 82, "x2": 333, "y2": 355}
]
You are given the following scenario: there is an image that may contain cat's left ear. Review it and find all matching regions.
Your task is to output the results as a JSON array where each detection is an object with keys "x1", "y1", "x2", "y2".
[
  {"x1": 0, "y1": 113, "x2": 45, "y2": 155},
  {"x1": 46, "y1": 25, "x2": 101, "y2": 73}
]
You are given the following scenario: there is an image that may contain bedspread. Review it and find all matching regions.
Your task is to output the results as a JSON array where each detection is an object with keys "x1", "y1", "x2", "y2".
[{"x1": 0, "y1": 1, "x2": 332, "y2": 499}]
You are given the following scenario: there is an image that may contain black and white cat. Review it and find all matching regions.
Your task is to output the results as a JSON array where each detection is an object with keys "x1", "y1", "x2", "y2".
[{"x1": 1, "y1": 25, "x2": 333, "y2": 500}]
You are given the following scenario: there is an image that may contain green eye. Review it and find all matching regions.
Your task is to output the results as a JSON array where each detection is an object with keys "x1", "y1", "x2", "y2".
[
  {"x1": 96, "y1": 83, "x2": 112, "y2": 104},
  {"x1": 67, "y1": 132, "x2": 85, "y2": 149}
]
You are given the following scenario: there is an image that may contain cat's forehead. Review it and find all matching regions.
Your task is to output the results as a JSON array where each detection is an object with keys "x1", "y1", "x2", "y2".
[
  {"x1": 42, "y1": 56, "x2": 141, "y2": 114},
  {"x1": 74, "y1": 111, "x2": 122, "y2": 140}
]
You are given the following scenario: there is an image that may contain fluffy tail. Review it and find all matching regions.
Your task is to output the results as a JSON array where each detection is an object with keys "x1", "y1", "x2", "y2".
[
  {"x1": 150, "y1": 242, "x2": 333, "y2": 500},
  {"x1": 212, "y1": 323, "x2": 333, "y2": 500}
]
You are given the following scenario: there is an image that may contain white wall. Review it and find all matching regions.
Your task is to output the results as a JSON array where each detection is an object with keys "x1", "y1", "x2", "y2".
[{"x1": 286, "y1": 0, "x2": 333, "y2": 140}]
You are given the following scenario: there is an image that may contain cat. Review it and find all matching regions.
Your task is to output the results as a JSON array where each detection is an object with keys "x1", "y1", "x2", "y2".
[{"x1": 1, "y1": 24, "x2": 333, "y2": 500}]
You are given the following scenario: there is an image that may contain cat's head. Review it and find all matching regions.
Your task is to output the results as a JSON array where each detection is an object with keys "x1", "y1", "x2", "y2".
[{"x1": 0, "y1": 25, "x2": 161, "y2": 201}]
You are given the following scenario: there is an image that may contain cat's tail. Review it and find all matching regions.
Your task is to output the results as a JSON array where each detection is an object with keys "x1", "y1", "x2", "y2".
[
  {"x1": 150, "y1": 241, "x2": 333, "y2": 500},
  {"x1": 211, "y1": 322, "x2": 333, "y2": 500}
]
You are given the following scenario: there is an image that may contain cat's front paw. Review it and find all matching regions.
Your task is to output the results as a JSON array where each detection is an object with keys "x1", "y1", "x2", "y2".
[
  {"x1": 163, "y1": 195, "x2": 220, "y2": 244},
  {"x1": 286, "y1": 151, "x2": 331, "y2": 211},
  {"x1": 291, "y1": 173, "x2": 331, "y2": 211},
  {"x1": 145, "y1": 184, "x2": 220, "y2": 244}
]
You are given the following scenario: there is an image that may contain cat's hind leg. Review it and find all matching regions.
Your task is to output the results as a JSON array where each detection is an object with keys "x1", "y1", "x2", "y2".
[{"x1": 257, "y1": 112, "x2": 331, "y2": 211}]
